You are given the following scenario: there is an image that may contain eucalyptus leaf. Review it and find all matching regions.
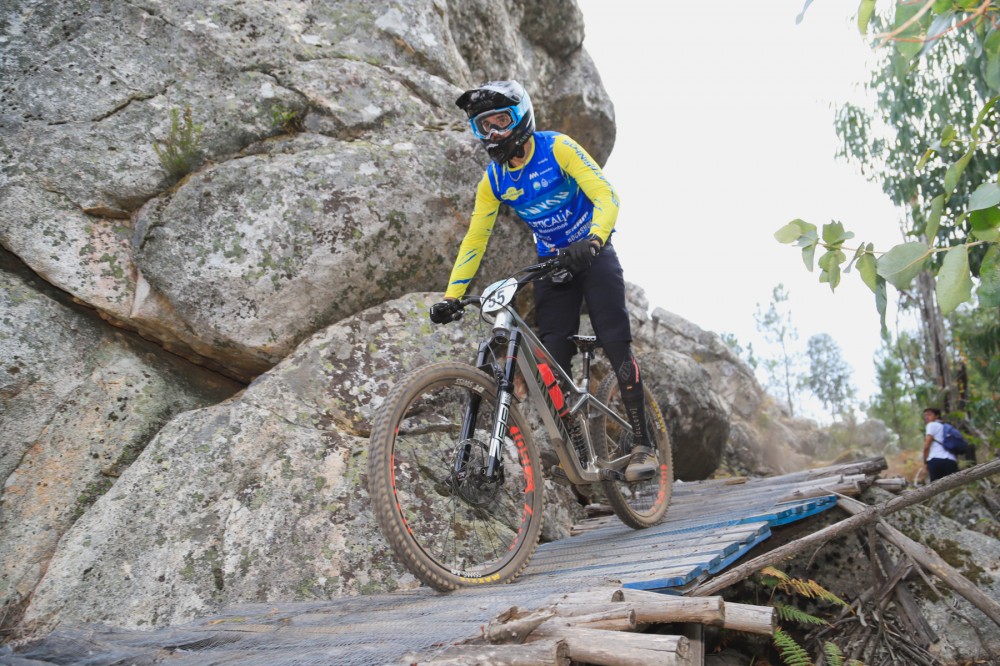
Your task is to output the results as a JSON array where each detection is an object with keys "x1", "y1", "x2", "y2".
[
  {"x1": 802, "y1": 241, "x2": 818, "y2": 272},
  {"x1": 827, "y1": 263, "x2": 841, "y2": 290},
  {"x1": 822, "y1": 221, "x2": 854, "y2": 246},
  {"x1": 876, "y1": 241, "x2": 930, "y2": 289},
  {"x1": 857, "y1": 252, "x2": 878, "y2": 292},
  {"x1": 977, "y1": 243, "x2": 1000, "y2": 307},
  {"x1": 968, "y1": 182, "x2": 1000, "y2": 211},
  {"x1": 916, "y1": 148, "x2": 936, "y2": 170},
  {"x1": 875, "y1": 277, "x2": 888, "y2": 339},
  {"x1": 919, "y1": 11, "x2": 955, "y2": 58},
  {"x1": 857, "y1": 0, "x2": 876, "y2": 34},
  {"x1": 775, "y1": 222, "x2": 804, "y2": 244},
  {"x1": 893, "y1": 0, "x2": 928, "y2": 61},
  {"x1": 926, "y1": 194, "x2": 944, "y2": 240},
  {"x1": 970, "y1": 206, "x2": 1000, "y2": 238},
  {"x1": 940, "y1": 125, "x2": 957, "y2": 146},
  {"x1": 935, "y1": 245, "x2": 973, "y2": 314},
  {"x1": 944, "y1": 148, "x2": 974, "y2": 195}
]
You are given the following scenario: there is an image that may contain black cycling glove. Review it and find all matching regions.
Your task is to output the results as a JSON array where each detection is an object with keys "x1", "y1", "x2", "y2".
[
  {"x1": 561, "y1": 237, "x2": 601, "y2": 273},
  {"x1": 429, "y1": 299, "x2": 462, "y2": 324}
]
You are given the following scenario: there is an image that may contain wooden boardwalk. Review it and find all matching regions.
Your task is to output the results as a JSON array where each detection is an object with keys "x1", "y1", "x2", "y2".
[{"x1": 3, "y1": 458, "x2": 886, "y2": 666}]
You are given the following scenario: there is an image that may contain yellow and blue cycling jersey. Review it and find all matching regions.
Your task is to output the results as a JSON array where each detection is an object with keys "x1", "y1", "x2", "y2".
[{"x1": 444, "y1": 131, "x2": 619, "y2": 300}]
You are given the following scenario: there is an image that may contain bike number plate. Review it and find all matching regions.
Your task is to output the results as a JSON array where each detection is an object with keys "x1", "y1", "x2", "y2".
[{"x1": 481, "y1": 278, "x2": 518, "y2": 314}]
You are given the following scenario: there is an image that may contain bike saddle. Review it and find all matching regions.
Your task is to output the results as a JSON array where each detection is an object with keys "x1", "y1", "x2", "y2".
[{"x1": 569, "y1": 335, "x2": 599, "y2": 352}]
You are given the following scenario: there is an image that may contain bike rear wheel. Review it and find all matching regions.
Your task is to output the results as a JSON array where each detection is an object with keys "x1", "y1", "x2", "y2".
[
  {"x1": 594, "y1": 374, "x2": 673, "y2": 529},
  {"x1": 367, "y1": 362, "x2": 544, "y2": 591}
]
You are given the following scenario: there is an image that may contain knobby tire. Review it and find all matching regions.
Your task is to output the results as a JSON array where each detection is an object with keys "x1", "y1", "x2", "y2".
[
  {"x1": 367, "y1": 362, "x2": 544, "y2": 591},
  {"x1": 594, "y1": 374, "x2": 673, "y2": 529}
]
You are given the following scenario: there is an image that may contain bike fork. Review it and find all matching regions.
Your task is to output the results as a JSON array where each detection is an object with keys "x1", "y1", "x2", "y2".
[
  {"x1": 453, "y1": 334, "x2": 520, "y2": 482},
  {"x1": 485, "y1": 331, "x2": 521, "y2": 480}
]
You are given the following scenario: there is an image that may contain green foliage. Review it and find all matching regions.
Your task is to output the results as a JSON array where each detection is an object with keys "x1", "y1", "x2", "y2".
[
  {"x1": 759, "y1": 566, "x2": 856, "y2": 666},
  {"x1": 823, "y1": 641, "x2": 864, "y2": 666},
  {"x1": 803, "y1": 333, "x2": 857, "y2": 420},
  {"x1": 775, "y1": 602, "x2": 830, "y2": 627},
  {"x1": 153, "y1": 106, "x2": 204, "y2": 181},
  {"x1": 270, "y1": 103, "x2": 305, "y2": 133},
  {"x1": 774, "y1": 627, "x2": 812, "y2": 666},
  {"x1": 780, "y1": 1, "x2": 1000, "y2": 322},
  {"x1": 754, "y1": 284, "x2": 802, "y2": 416},
  {"x1": 867, "y1": 335, "x2": 924, "y2": 446},
  {"x1": 721, "y1": 332, "x2": 758, "y2": 370}
]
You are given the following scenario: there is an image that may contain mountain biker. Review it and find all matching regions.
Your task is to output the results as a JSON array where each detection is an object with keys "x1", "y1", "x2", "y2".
[{"x1": 429, "y1": 80, "x2": 656, "y2": 483}]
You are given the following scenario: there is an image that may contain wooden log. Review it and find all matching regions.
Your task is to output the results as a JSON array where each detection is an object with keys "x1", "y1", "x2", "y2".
[
  {"x1": 838, "y1": 495, "x2": 1000, "y2": 628},
  {"x1": 553, "y1": 588, "x2": 624, "y2": 606},
  {"x1": 528, "y1": 625, "x2": 690, "y2": 666},
  {"x1": 557, "y1": 595, "x2": 726, "y2": 627},
  {"x1": 693, "y1": 458, "x2": 1000, "y2": 597},
  {"x1": 557, "y1": 607, "x2": 637, "y2": 631},
  {"x1": 722, "y1": 603, "x2": 777, "y2": 635},
  {"x1": 874, "y1": 477, "x2": 908, "y2": 492},
  {"x1": 485, "y1": 607, "x2": 555, "y2": 644},
  {"x1": 413, "y1": 639, "x2": 570, "y2": 665},
  {"x1": 684, "y1": 623, "x2": 705, "y2": 665}
]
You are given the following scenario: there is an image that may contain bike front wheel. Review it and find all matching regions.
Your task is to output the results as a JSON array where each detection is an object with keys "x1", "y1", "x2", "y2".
[
  {"x1": 594, "y1": 374, "x2": 673, "y2": 529},
  {"x1": 367, "y1": 362, "x2": 544, "y2": 591}
]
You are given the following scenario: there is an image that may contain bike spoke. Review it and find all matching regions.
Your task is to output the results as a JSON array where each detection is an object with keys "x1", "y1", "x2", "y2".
[{"x1": 384, "y1": 376, "x2": 538, "y2": 581}]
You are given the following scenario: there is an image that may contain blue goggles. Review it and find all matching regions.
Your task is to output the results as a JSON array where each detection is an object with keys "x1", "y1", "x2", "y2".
[{"x1": 469, "y1": 100, "x2": 528, "y2": 140}]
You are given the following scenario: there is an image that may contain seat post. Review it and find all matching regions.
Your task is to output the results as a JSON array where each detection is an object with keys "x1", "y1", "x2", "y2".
[{"x1": 570, "y1": 335, "x2": 599, "y2": 393}]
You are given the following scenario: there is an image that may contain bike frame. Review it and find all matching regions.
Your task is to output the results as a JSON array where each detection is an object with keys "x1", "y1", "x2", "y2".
[{"x1": 459, "y1": 274, "x2": 633, "y2": 486}]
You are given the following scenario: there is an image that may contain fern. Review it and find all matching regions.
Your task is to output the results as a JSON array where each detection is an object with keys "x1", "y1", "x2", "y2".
[
  {"x1": 805, "y1": 579, "x2": 849, "y2": 607},
  {"x1": 773, "y1": 627, "x2": 812, "y2": 666},
  {"x1": 761, "y1": 566, "x2": 790, "y2": 581},
  {"x1": 775, "y1": 602, "x2": 830, "y2": 626},
  {"x1": 824, "y1": 641, "x2": 844, "y2": 666}
]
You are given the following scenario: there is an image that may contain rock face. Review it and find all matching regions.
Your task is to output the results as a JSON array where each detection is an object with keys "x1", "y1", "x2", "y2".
[
  {"x1": 0, "y1": 259, "x2": 241, "y2": 624},
  {"x1": 21, "y1": 292, "x2": 587, "y2": 629},
  {"x1": 2, "y1": 0, "x2": 811, "y2": 633}
]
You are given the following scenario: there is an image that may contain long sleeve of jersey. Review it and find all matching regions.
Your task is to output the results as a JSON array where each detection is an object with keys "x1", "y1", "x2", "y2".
[
  {"x1": 444, "y1": 173, "x2": 500, "y2": 299},
  {"x1": 552, "y1": 135, "x2": 619, "y2": 245}
]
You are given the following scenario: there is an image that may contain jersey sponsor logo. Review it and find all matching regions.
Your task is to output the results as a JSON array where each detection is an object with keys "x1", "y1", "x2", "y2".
[
  {"x1": 519, "y1": 189, "x2": 571, "y2": 217},
  {"x1": 501, "y1": 186, "x2": 524, "y2": 201}
]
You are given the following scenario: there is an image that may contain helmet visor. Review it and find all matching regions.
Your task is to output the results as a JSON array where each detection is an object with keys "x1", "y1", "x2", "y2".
[{"x1": 469, "y1": 106, "x2": 522, "y2": 140}]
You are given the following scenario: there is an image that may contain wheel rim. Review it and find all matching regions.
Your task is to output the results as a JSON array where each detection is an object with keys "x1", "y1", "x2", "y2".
[
  {"x1": 388, "y1": 377, "x2": 537, "y2": 580},
  {"x1": 600, "y1": 389, "x2": 670, "y2": 518}
]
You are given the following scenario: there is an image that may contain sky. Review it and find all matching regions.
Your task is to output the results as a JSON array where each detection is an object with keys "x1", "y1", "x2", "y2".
[{"x1": 575, "y1": 0, "x2": 910, "y2": 420}]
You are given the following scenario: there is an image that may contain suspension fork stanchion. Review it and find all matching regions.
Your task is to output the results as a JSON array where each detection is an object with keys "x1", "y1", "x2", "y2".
[
  {"x1": 453, "y1": 341, "x2": 492, "y2": 476},
  {"x1": 485, "y1": 330, "x2": 521, "y2": 480}
]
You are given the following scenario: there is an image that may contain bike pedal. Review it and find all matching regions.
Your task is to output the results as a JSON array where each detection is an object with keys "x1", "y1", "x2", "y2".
[{"x1": 600, "y1": 468, "x2": 626, "y2": 482}]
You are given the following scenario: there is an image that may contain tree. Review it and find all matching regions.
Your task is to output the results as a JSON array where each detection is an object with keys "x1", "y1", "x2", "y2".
[
  {"x1": 802, "y1": 334, "x2": 857, "y2": 420},
  {"x1": 720, "y1": 332, "x2": 758, "y2": 370},
  {"x1": 753, "y1": 284, "x2": 801, "y2": 416},
  {"x1": 777, "y1": 1, "x2": 999, "y2": 451},
  {"x1": 776, "y1": 1, "x2": 1000, "y2": 325},
  {"x1": 867, "y1": 336, "x2": 923, "y2": 447}
]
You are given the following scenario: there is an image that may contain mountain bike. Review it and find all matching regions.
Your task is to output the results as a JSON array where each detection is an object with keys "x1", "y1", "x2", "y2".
[{"x1": 367, "y1": 257, "x2": 673, "y2": 591}]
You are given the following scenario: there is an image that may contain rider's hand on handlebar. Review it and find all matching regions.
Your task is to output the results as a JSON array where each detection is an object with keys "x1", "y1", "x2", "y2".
[
  {"x1": 429, "y1": 298, "x2": 462, "y2": 324},
  {"x1": 560, "y1": 236, "x2": 602, "y2": 273}
]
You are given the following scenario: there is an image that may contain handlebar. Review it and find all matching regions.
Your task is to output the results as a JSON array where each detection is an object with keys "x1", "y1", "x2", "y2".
[{"x1": 432, "y1": 255, "x2": 568, "y2": 324}]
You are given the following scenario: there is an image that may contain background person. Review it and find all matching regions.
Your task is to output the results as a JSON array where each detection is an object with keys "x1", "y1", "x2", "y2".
[{"x1": 922, "y1": 407, "x2": 958, "y2": 481}]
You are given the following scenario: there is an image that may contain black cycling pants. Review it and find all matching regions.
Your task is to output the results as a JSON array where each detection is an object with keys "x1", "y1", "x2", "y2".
[
  {"x1": 533, "y1": 244, "x2": 632, "y2": 373},
  {"x1": 533, "y1": 245, "x2": 651, "y2": 446}
]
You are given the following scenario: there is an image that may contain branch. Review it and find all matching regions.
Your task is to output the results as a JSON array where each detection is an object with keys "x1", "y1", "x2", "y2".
[
  {"x1": 691, "y1": 459, "x2": 1000, "y2": 596},
  {"x1": 874, "y1": 0, "x2": 937, "y2": 45},
  {"x1": 839, "y1": 495, "x2": 1000, "y2": 628}
]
